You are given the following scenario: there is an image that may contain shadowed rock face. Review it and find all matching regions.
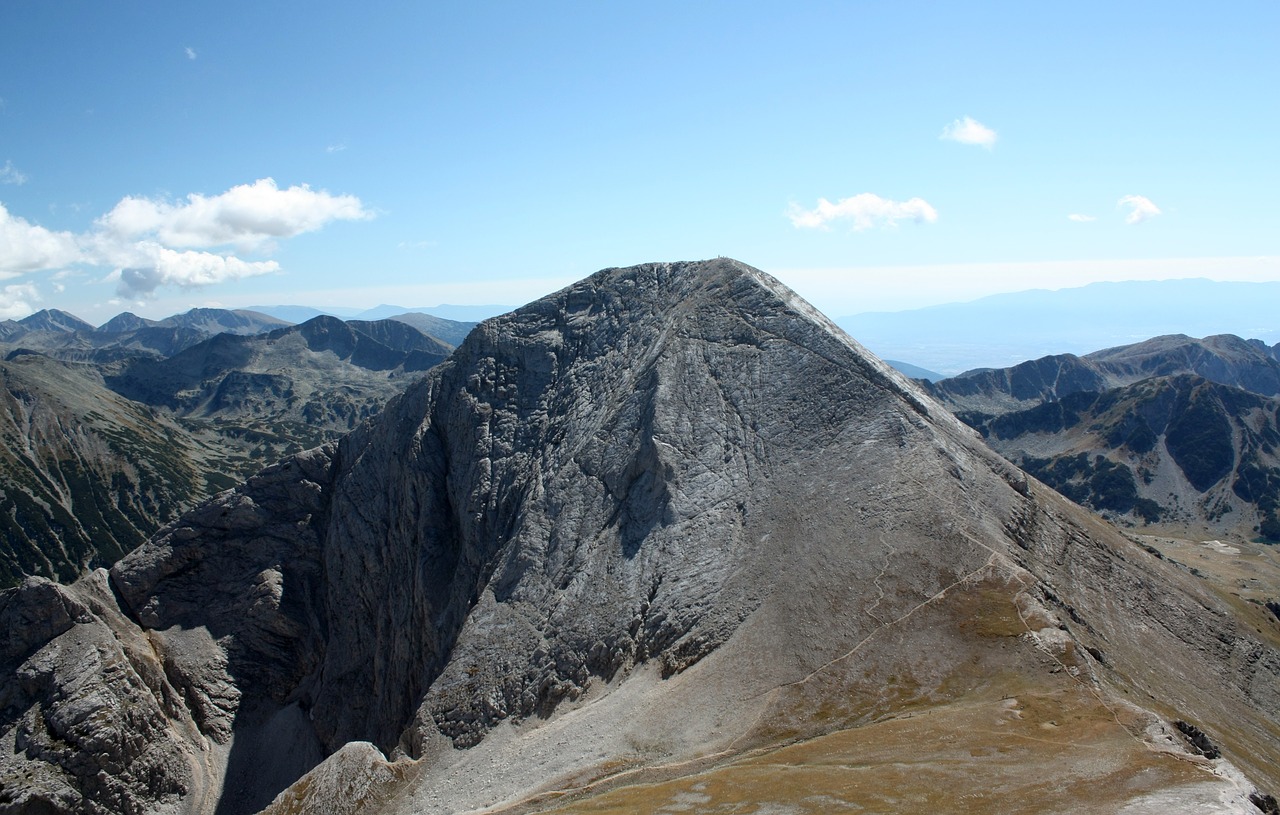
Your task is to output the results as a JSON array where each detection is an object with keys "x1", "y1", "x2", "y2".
[{"x1": 2, "y1": 260, "x2": 1278, "y2": 815}]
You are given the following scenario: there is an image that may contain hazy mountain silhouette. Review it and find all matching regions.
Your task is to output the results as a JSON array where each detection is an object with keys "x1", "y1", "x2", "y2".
[{"x1": 840, "y1": 279, "x2": 1280, "y2": 375}]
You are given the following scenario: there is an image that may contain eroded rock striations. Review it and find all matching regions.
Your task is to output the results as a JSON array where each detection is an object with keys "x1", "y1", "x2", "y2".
[{"x1": 2, "y1": 260, "x2": 1279, "y2": 814}]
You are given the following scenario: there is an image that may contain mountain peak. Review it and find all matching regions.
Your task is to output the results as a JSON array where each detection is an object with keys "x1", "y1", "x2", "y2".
[
  {"x1": 17, "y1": 308, "x2": 95, "y2": 333},
  {"x1": 5, "y1": 260, "x2": 1279, "y2": 814},
  {"x1": 97, "y1": 311, "x2": 158, "y2": 333}
]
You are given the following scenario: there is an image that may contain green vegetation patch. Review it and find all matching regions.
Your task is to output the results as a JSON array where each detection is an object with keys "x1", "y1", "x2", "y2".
[
  {"x1": 1165, "y1": 387, "x2": 1234, "y2": 491},
  {"x1": 1021, "y1": 453, "x2": 1159, "y2": 521}
]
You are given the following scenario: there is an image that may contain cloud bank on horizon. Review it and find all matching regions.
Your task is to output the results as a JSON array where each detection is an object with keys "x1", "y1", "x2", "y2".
[{"x1": 0, "y1": 179, "x2": 371, "y2": 310}]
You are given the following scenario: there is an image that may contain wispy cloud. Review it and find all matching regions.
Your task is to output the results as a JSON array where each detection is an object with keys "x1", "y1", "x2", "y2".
[
  {"x1": 185, "y1": 46, "x2": 197, "y2": 60},
  {"x1": 940, "y1": 116, "x2": 997, "y2": 149},
  {"x1": 1, "y1": 178, "x2": 373, "y2": 299},
  {"x1": 1, "y1": 160, "x2": 27, "y2": 185},
  {"x1": 788, "y1": 193, "x2": 938, "y2": 231},
  {"x1": 1067, "y1": 213, "x2": 1097, "y2": 223},
  {"x1": 326, "y1": 142, "x2": 347, "y2": 154},
  {"x1": 1118, "y1": 194, "x2": 1161, "y2": 225}
]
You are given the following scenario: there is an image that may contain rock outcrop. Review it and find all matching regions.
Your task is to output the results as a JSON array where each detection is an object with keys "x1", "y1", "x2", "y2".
[{"x1": 2, "y1": 260, "x2": 1278, "y2": 814}]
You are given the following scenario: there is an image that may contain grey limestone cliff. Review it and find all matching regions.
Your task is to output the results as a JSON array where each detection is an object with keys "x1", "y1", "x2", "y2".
[{"x1": 2, "y1": 260, "x2": 1279, "y2": 814}]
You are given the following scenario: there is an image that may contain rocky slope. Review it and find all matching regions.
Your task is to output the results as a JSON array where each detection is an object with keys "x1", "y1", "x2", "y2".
[
  {"x1": 2, "y1": 260, "x2": 1278, "y2": 814},
  {"x1": 0, "y1": 353, "x2": 206, "y2": 588}
]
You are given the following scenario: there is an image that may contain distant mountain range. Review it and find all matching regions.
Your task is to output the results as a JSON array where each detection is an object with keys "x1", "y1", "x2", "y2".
[
  {"x1": 0, "y1": 307, "x2": 476, "y2": 587},
  {"x1": 248, "y1": 302, "x2": 512, "y2": 326},
  {"x1": 840, "y1": 279, "x2": 1280, "y2": 375},
  {"x1": 928, "y1": 333, "x2": 1280, "y2": 413},
  {"x1": 0, "y1": 307, "x2": 292, "y2": 360},
  {"x1": 926, "y1": 333, "x2": 1280, "y2": 540}
]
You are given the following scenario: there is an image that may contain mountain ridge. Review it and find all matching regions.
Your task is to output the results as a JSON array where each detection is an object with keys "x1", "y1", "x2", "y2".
[
  {"x1": 926, "y1": 333, "x2": 1280, "y2": 537},
  {"x1": 0, "y1": 314, "x2": 464, "y2": 589},
  {"x1": 3, "y1": 260, "x2": 1278, "y2": 814}
]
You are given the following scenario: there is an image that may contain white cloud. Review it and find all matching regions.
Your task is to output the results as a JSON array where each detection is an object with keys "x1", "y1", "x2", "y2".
[
  {"x1": 788, "y1": 193, "x2": 938, "y2": 231},
  {"x1": 1, "y1": 160, "x2": 27, "y2": 185},
  {"x1": 185, "y1": 47, "x2": 197, "y2": 60},
  {"x1": 2, "y1": 178, "x2": 371, "y2": 301},
  {"x1": 1067, "y1": 213, "x2": 1097, "y2": 222},
  {"x1": 0, "y1": 283, "x2": 40, "y2": 319},
  {"x1": 326, "y1": 143, "x2": 347, "y2": 154},
  {"x1": 1118, "y1": 194, "x2": 1161, "y2": 224},
  {"x1": 940, "y1": 116, "x2": 997, "y2": 149},
  {"x1": 0, "y1": 203, "x2": 82, "y2": 275},
  {"x1": 97, "y1": 177, "x2": 373, "y2": 251},
  {"x1": 114, "y1": 244, "x2": 280, "y2": 297}
]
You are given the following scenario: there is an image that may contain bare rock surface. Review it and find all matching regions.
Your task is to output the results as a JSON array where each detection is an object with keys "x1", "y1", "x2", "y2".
[{"x1": 2, "y1": 259, "x2": 1279, "y2": 814}]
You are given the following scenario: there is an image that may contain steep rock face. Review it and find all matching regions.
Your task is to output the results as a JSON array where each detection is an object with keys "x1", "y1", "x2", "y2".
[
  {"x1": 3, "y1": 260, "x2": 1279, "y2": 815},
  {"x1": 0, "y1": 572, "x2": 212, "y2": 815},
  {"x1": 1, "y1": 449, "x2": 336, "y2": 815},
  {"x1": 312, "y1": 260, "x2": 943, "y2": 753}
]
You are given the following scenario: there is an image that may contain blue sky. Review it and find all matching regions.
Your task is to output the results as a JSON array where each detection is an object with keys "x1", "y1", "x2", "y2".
[{"x1": 1, "y1": 1, "x2": 1277, "y2": 323}]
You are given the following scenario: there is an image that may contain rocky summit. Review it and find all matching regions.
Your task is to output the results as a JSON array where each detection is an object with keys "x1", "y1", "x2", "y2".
[{"x1": 2, "y1": 259, "x2": 1279, "y2": 814}]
